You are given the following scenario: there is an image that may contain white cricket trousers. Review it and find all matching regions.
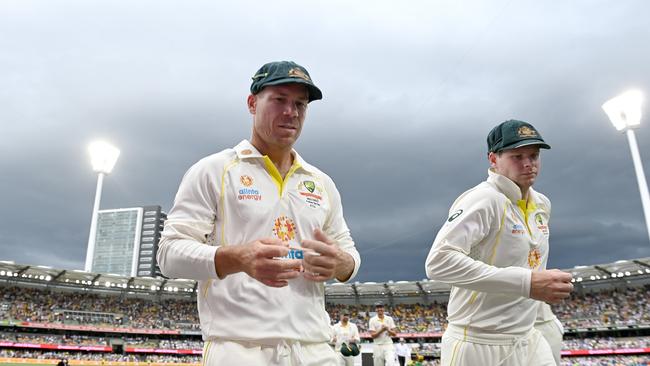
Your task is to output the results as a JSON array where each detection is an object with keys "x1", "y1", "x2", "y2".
[
  {"x1": 535, "y1": 318, "x2": 564, "y2": 366},
  {"x1": 440, "y1": 324, "x2": 556, "y2": 366},
  {"x1": 202, "y1": 338, "x2": 338, "y2": 366},
  {"x1": 373, "y1": 343, "x2": 396, "y2": 366}
]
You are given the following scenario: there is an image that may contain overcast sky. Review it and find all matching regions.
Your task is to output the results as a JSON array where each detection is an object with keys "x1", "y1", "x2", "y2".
[{"x1": 1, "y1": 0, "x2": 650, "y2": 282}]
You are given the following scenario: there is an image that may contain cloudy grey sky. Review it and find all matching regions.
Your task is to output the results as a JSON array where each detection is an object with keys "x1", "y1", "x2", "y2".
[{"x1": 1, "y1": 0, "x2": 650, "y2": 282}]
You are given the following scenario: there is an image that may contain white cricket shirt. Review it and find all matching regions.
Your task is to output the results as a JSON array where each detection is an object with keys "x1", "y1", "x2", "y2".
[
  {"x1": 157, "y1": 140, "x2": 360, "y2": 343},
  {"x1": 368, "y1": 315, "x2": 396, "y2": 345},
  {"x1": 425, "y1": 169, "x2": 551, "y2": 336}
]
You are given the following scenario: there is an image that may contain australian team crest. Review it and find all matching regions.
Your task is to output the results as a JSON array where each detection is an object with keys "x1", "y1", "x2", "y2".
[
  {"x1": 518, "y1": 126, "x2": 538, "y2": 138},
  {"x1": 298, "y1": 180, "x2": 322, "y2": 208},
  {"x1": 303, "y1": 180, "x2": 316, "y2": 193},
  {"x1": 534, "y1": 213, "x2": 549, "y2": 236}
]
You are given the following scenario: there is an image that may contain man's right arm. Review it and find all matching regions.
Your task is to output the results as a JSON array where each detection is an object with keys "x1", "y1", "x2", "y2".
[
  {"x1": 425, "y1": 193, "x2": 532, "y2": 297},
  {"x1": 157, "y1": 158, "x2": 221, "y2": 280},
  {"x1": 369, "y1": 320, "x2": 386, "y2": 338},
  {"x1": 425, "y1": 192, "x2": 572, "y2": 301}
]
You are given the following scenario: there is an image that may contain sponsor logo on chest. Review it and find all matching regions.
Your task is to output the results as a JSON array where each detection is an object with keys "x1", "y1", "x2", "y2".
[
  {"x1": 238, "y1": 175, "x2": 262, "y2": 201},
  {"x1": 511, "y1": 224, "x2": 526, "y2": 235}
]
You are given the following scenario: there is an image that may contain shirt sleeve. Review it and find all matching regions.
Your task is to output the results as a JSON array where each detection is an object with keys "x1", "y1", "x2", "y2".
[
  {"x1": 157, "y1": 158, "x2": 221, "y2": 280},
  {"x1": 322, "y1": 175, "x2": 361, "y2": 282},
  {"x1": 425, "y1": 190, "x2": 531, "y2": 297},
  {"x1": 352, "y1": 324, "x2": 360, "y2": 342}
]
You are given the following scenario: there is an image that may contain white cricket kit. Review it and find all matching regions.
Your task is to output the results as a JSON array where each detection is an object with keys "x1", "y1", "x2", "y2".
[
  {"x1": 369, "y1": 315, "x2": 397, "y2": 366},
  {"x1": 426, "y1": 169, "x2": 554, "y2": 365},
  {"x1": 158, "y1": 140, "x2": 361, "y2": 345},
  {"x1": 332, "y1": 321, "x2": 360, "y2": 366},
  {"x1": 332, "y1": 322, "x2": 360, "y2": 350}
]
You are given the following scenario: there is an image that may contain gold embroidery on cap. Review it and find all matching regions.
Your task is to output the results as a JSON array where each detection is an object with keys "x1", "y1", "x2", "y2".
[
  {"x1": 518, "y1": 126, "x2": 538, "y2": 138},
  {"x1": 288, "y1": 68, "x2": 311, "y2": 81},
  {"x1": 241, "y1": 149, "x2": 252, "y2": 155}
]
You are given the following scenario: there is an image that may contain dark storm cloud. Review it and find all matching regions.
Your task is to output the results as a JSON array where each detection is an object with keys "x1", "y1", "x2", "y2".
[{"x1": 1, "y1": 0, "x2": 650, "y2": 282}]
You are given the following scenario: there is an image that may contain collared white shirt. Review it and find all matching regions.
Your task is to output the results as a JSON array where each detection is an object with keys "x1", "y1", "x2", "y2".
[
  {"x1": 426, "y1": 169, "x2": 551, "y2": 335},
  {"x1": 395, "y1": 342, "x2": 411, "y2": 357},
  {"x1": 369, "y1": 315, "x2": 396, "y2": 345},
  {"x1": 157, "y1": 140, "x2": 361, "y2": 343}
]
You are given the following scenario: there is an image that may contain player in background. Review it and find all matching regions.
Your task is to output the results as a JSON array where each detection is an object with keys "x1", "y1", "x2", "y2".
[
  {"x1": 332, "y1": 310, "x2": 361, "y2": 366},
  {"x1": 369, "y1": 304, "x2": 398, "y2": 366}
]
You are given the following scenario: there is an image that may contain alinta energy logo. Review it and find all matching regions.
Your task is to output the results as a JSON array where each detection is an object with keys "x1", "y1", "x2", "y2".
[
  {"x1": 238, "y1": 175, "x2": 261, "y2": 201},
  {"x1": 273, "y1": 215, "x2": 297, "y2": 242}
]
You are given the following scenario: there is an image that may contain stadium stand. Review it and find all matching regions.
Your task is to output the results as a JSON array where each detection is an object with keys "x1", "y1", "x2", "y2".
[{"x1": 1, "y1": 258, "x2": 650, "y2": 365}]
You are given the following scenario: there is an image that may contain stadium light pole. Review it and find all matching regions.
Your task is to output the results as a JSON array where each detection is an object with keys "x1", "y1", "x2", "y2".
[
  {"x1": 84, "y1": 141, "x2": 120, "y2": 272},
  {"x1": 602, "y1": 89, "x2": 650, "y2": 243}
]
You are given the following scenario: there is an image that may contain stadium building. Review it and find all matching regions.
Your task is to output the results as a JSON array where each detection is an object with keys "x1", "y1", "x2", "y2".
[
  {"x1": 85, "y1": 206, "x2": 166, "y2": 278},
  {"x1": 0, "y1": 258, "x2": 649, "y2": 365}
]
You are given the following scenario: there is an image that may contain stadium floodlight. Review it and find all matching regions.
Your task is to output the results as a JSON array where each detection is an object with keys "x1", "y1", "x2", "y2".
[
  {"x1": 603, "y1": 90, "x2": 650, "y2": 243},
  {"x1": 84, "y1": 140, "x2": 120, "y2": 272}
]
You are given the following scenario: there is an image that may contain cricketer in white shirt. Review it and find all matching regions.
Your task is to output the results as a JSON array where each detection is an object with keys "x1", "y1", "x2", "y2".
[
  {"x1": 368, "y1": 305, "x2": 397, "y2": 366},
  {"x1": 158, "y1": 61, "x2": 360, "y2": 366},
  {"x1": 332, "y1": 312, "x2": 360, "y2": 366},
  {"x1": 425, "y1": 120, "x2": 573, "y2": 366}
]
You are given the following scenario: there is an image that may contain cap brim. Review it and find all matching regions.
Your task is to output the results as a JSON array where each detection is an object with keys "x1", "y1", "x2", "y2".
[
  {"x1": 261, "y1": 78, "x2": 322, "y2": 102},
  {"x1": 502, "y1": 139, "x2": 551, "y2": 151}
]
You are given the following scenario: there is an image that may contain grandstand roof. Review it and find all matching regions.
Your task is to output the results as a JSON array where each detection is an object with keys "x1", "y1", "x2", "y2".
[{"x1": 1, "y1": 257, "x2": 650, "y2": 297}]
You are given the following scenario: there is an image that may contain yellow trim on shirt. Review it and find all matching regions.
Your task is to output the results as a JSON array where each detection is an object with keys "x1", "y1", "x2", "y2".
[
  {"x1": 205, "y1": 158, "x2": 238, "y2": 298},
  {"x1": 517, "y1": 199, "x2": 537, "y2": 236},
  {"x1": 460, "y1": 203, "x2": 509, "y2": 341},
  {"x1": 220, "y1": 159, "x2": 239, "y2": 245},
  {"x1": 262, "y1": 155, "x2": 302, "y2": 196}
]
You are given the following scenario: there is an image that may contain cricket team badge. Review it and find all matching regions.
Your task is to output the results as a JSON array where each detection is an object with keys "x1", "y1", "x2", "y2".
[
  {"x1": 298, "y1": 180, "x2": 323, "y2": 208},
  {"x1": 535, "y1": 213, "x2": 549, "y2": 236}
]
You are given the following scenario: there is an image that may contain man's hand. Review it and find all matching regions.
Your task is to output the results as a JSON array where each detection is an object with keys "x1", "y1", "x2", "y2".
[
  {"x1": 215, "y1": 238, "x2": 301, "y2": 287},
  {"x1": 530, "y1": 269, "x2": 573, "y2": 304},
  {"x1": 301, "y1": 228, "x2": 354, "y2": 282},
  {"x1": 387, "y1": 329, "x2": 397, "y2": 337}
]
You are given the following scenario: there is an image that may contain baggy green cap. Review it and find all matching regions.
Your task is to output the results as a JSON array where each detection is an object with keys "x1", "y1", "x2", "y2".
[
  {"x1": 250, "y1": 61, "x2": 322, "y2": 102},
  {"x1": 487, "y1": 119, "x2": 551, "y2": 153}
]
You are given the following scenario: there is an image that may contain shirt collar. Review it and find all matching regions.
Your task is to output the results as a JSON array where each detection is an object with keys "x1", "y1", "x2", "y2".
[
  {"x1": 233, "y1": 140, "x2": 318, "y2": 175},
  {"x1": 487, "y1": 168, "x2": 524, "y2": 203},
  {"x1": 487, "y1": 169, "x2": 540, "y2": 206}
]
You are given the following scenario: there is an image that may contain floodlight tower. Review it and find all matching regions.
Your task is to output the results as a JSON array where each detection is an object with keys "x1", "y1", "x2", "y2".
[
  {"x1": 84, "y1": 141, "x2": 120, "y2": 272},
  {"x1": 602, "y1": 90, "x2": 650, "y2": 242}
]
